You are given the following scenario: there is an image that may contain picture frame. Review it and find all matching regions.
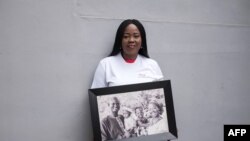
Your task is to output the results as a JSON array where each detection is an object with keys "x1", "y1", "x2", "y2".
[{"x1": 89, "y1": 80, "x2": 177, "y2": 141}]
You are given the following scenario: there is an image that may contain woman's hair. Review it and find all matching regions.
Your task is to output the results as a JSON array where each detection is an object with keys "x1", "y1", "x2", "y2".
[{"x1": 109, "y1": 19, "x2": 150, "y2": 58}]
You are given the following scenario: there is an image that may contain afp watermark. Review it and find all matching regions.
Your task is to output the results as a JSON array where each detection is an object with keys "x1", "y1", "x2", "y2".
[{"x1": 224, "y1": 125, "x2": 249, "y2": 141}]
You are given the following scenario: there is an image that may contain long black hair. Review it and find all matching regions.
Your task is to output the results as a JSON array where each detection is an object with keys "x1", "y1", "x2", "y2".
[{"x1": 109, "y1": 19, "x2": 150, "y2": 58}]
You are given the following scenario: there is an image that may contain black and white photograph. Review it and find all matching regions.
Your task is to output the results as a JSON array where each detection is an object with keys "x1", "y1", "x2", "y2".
[
  {"x1": 89, "y1": 80, "x2": 178, "y2": 141},
  {"x1": 97, "y1": 88, "x2": 169, "y2": 141},
  {"x1": 89, "y1": 80, "x2": 177, "y2": 141}
]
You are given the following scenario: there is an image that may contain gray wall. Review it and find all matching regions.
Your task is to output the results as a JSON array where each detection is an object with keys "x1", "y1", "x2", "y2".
[{"x1": 0, "y1": 0, "x2": 249, "y2": 141}]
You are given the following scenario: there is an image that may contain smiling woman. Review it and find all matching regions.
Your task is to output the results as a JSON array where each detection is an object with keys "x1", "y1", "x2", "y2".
[
  {"x1": 121, "y1": 24, "x2": 142, "y2": 60},
  {"x1": 146, "y1": 101, "x2": 168, "y2": 135},
  {"x1": 91, "y1": 19, "x2": 164, "y2": 88}
]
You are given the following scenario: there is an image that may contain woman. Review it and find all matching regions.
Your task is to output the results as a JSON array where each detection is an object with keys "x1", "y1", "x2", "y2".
[
  {"x1": 91, "y1": 19, "x2": 163, "y2": 88},
  {"x1": 146, "y1": 101, "x2": 169, "y2": 135}
]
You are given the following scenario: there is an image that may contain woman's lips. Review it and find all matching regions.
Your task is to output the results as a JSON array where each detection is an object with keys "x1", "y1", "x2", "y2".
[{"x1": 128, "y1": 45, "x2": 135, "y2": 48}]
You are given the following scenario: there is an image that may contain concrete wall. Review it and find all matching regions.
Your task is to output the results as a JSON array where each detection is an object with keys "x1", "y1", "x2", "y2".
[{"x1": 0, "y1": 0, "x2": 249, "y2": 141}]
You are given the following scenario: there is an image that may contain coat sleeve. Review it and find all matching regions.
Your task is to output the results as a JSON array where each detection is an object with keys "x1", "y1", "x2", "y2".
[{"x1": 100, "y1": 118, "x2": 109, "y2": 141}]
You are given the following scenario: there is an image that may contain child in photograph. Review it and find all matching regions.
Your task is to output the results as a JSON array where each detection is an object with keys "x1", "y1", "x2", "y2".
[
  {"x1": 122, "y1": 107, "x2": 137, "y2": 137},
  {"x1": 134, "y1": 106, "x2": 149, "y2": 136}
]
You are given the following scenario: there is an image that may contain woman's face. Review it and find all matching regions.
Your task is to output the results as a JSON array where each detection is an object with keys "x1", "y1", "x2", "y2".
[
  {"x1": 148, "y1": 103, "x2": 160, "y2": 118},
  {"x1": 121, "y1": 24, "x2": 142, "y2": 59}
]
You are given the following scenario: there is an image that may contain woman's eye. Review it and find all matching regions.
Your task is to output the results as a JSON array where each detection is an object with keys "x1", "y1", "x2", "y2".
[
  {"x1": 123, "y1": 35, "x2": 129, "y2": 39},
  {"x1": 134, "y1": 35, "x2": 140, "y2": 38}
]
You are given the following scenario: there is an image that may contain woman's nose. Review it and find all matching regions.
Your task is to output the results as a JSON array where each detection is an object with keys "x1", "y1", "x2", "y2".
[{"x1": 129, "y1": 37, "x2": 135, "y2": 42}]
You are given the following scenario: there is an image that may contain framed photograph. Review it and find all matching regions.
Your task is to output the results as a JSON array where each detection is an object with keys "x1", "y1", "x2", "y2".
[{"x1": 89, "y1": 80, "x2": 177, "y2": 141}]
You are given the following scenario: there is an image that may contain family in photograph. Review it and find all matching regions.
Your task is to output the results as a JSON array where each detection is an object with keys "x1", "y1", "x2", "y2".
[{"x1": 100, "y1": 95, "x2": 168, "y2": 141}]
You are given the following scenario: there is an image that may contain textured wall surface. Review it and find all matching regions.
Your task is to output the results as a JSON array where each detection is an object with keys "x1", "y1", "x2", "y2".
[{"x1": 0, "y1": 0, "x2": 250, "y2": 141}]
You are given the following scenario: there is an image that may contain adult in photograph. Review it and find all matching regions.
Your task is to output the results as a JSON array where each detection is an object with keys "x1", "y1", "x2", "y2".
[
  {"x1": 100, "y1": 97, "x2": 130, "y2": 141},
  {"x1": 91, "y1": 19, "x2": 164, "y2": 89},
  {"x1": 146, "y1": 101, "x2": 168, "y2": 135}
]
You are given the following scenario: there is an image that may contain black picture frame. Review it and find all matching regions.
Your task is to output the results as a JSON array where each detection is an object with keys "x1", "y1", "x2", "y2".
[{"x1": 89, "y1": 80, "x2": 177, "y2": 141}]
